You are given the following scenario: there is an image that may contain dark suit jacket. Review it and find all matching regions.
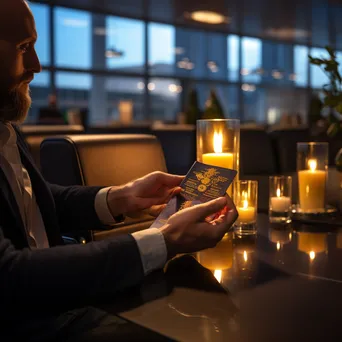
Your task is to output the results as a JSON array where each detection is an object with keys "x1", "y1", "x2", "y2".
[{"x1": 0, "y1": 126, "x2": 144, "y2": 321}]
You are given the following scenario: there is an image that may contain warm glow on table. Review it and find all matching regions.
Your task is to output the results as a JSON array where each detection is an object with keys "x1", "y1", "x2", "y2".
[
  {"x1": 197, "y1": 234, "x2": 233, "y2": 270},
  {"x1": 298, "y1": 232, "x2": 327, "y2": 260},
  {"x1": 214, "y1": 270, "x2": 222, "y2": 283},
  {"x1": 298, "y1": 158, "x2": 326, "y2": 211},
  {"x1": 270, "y1": 188, "x2": 291, "y2": 212},
  {"x1": 236, "y1": 197, "x2": 256, "y2": 224}
]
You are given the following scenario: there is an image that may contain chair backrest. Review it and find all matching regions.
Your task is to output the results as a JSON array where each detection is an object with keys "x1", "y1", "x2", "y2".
[
  {"x1": 40, "y1": 134, "x2": 167, "y2": 187},
  {"x1": 240, "y1": 129, "x2": 277, "y2": 176},
  {"x1": 269, "y1": 129, "x2": 311, "y2": 173},
  {"x1": 152, "y1": 127, "x2": 196, "y2": 176},
  {"x1": 20, "y1": 125, "x2": 85, "y2": 169}
]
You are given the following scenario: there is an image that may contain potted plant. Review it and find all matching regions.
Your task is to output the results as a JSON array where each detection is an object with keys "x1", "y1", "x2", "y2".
[
  {"x1": 202, "y1": 89, "x2": 225, "y2": 119},
  {"x1": 309, "y1": 46, "x2": 342, "y2": 172},
  {"x1": 184, "y1": 88, "x2": 201, "y2": 125}
]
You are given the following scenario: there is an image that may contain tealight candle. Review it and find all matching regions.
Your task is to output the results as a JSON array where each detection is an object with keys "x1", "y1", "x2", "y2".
[
  {"x1": 270, "y1": 188, "x2": 291, "y2": 212},
  {"x1": 236, "y1": 198, "x2": 256, "y2": 224}
]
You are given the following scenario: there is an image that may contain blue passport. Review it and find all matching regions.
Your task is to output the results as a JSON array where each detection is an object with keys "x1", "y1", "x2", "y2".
[{"x1": 150, "y1": 161, "x2": 237, "y2": 229}]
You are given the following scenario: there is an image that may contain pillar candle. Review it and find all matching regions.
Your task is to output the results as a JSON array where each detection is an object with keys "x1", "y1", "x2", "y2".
[{"x1": 298, "y1": 159, "x2": 326, "y2": 211}]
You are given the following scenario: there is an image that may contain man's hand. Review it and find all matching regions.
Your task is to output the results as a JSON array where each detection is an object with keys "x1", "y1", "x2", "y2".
[
  {"x1": 160, "y1": 195, "x2": 238, "y2": 259},
  {"x1": 107, "y1": 171, "x2": 184, "y2": 218}
]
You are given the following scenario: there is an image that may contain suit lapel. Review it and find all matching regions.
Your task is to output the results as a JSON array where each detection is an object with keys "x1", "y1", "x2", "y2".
[
  {"x1": 16, "y1": 135, "x2": 63, "y2": 247},
  {"x1": 0, "y1": 166, "x2": 28, "y2": 248}
]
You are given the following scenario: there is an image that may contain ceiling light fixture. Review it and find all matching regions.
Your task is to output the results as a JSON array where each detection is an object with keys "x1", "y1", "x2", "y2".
[{"x1": 189, "y1": 11, "x2": 228, "y2": 25}]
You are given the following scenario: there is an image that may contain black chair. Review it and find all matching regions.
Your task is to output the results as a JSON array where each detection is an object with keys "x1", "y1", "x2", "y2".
[
  {"x1": 240, "y1": 129, "x2": 278, "y2": 212},
  {"x1": 40, "y1": 134, "x2": 167, "y2": 240},
  {"x1": 19, "y1": 125, "x2": 84, "y2": 169},
  {"x1": 152, "y1": 126, "x2": 196, "y2": 175}
]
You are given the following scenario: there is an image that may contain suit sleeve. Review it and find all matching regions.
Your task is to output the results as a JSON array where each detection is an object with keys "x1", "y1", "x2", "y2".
[
  {"x1": 0, "y1": 227, "x2": 144, "y2": 319},
  {"x1": 49, "y1": 183, "x2": 106, "y2": 232}
]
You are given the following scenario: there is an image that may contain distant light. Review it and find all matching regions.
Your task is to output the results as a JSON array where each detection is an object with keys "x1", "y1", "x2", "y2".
[
  {"x1": 272, "y1": 70, "x2": 284, "y2": 80},
  {"x1": 168, "y1": 84, "x2": 183, "y2": 93},
  {"x1": 148, "y1": 83, "x2": 155, "y2": 91},
  {"x1": 242, "y1": 84, "x2": 256, "y2": 92},
  {"x1": 240, "y1": 68, "x2": 250, "y2": 76},
  {"x1": 265, "y1": 28, "x2": 309, "y2": 39},
  {"x1": 177, "y1": 58, "x2": 195, "y2": 70},
  {"x1": 137, "y1": 82, "x2": 145, "y2": 90},
  {"x1": 289, "y1": 73, "x2": 297, "y2": 81},
  {"x1": 63, "y1": 18, "x2": 88, "y2": 28},
  {"x1": 207, "y1": 61, "x2": 219, "y2": 73},
  {"x1": 189, "y1": 10, "x2": 228, "y2": 25},
  {"x1": 174, "y1": 47, "x2": 185, "y2": 55}
]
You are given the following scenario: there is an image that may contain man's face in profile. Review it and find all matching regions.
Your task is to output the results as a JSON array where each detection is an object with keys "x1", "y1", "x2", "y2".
[{"x1": 0, "y1": 0, "x2": 41, "y2": 123}]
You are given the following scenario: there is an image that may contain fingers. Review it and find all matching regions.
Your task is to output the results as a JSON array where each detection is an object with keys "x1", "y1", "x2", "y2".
[
  {"x1": 182, "y1": 197, "x2": 227, "y2": 223},
  {"x1": 214, "y1": 207, "x2": 239, "y2": 239},
  {"x1": 152, "y1": 172, "x2": 185, "y2": 187}
]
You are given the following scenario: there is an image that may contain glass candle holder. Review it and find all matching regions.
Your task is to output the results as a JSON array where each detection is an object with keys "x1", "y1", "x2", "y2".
[
  {"x1": 233, "y1": 180, "x2": 258, "y2": 235},
  {"x1": 297, "y1": 142, "x2": 328, "y2": 213},
  {"x1": 269, "y1": 176, "x2": 292, "y2": 223},
  {"x1": 197, "y1": 119, "x2": 240, "y2": 196}
]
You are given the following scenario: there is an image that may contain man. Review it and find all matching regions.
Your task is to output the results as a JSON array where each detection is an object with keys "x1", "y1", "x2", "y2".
[{"x1": 0, "y1": 1, "x2": 238, "y2": 341}]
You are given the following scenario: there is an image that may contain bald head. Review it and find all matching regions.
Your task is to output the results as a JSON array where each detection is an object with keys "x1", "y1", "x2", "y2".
[{"x1": 0, "y1": 0, "x2": 41, "y2": 123}]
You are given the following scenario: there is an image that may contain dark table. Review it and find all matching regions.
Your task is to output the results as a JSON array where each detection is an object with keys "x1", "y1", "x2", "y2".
[{"x1": 101, "y1": 212, "x2": 342, "y2": 342}]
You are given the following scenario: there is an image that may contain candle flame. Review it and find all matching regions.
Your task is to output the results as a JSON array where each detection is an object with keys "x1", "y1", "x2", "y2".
[
  {"x1": 243, "y1": 250, "x2": 248, "y2": 262},
  {"x1": 309, "y1": 251, "x2": 316, "y2": 260},
  {"x1": 214, "y1": 270, "x2": 222, "y2": 283},
  {"x1": 308, "y1": 159, "x2": 317, "y2": 171},
  {"x1": 277, "y1": 242, "x2": 281, "y2": 251},
  {"x1": 276, "y1": 188, "x2": 281, "y2": 197},
  {"x1": 243, "y1": 199, "x2": 248, "y2": 209},
  {"x1": 213, "y1": 132, "x2": 223, "y2": 153}
]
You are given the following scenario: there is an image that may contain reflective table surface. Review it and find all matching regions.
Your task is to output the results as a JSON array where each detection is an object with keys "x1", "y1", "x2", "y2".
[{"x1": 103, "y1": 213, "x2": 342, "y2": 342}]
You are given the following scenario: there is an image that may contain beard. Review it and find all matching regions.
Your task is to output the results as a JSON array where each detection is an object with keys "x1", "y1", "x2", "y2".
[{"x1": 0, "y1": 84, "x2": 31, "y2": 123}]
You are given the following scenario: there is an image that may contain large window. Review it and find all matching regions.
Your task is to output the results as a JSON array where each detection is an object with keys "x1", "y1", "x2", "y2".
[
  {"x1": 242, "y1": 37, "x2": 262, "y2": 83},
  {"x1": 149, "y1": 78, "x2": 181, "y2": 121},
  {"x1": 106, "y1": 16, "x2": 145, "y2": 72},
  {"x1": 294, "y1": 45, "x2": 309, "y2": 87},
  {"x1": 30, "y1": 3, "x2": 50, "y2": 66},
  {"x1": 148, "y1": 23, "x2": 175, "y2": 75},
  {"x1": 27, "y1": 3, "x2": 329, "y2": 125},
  {"x1": 55, "y1": 8, "x2": 91, "y2": 69},
  {"x1": 310, "y1": 47, "x2": 330, "y2": 89},
  {"x1": 228, "y1": 35, "x2": 240, "y2": 82},
  {"x1": 29, "y1": 71, "x2": 51, "y2": 123}
]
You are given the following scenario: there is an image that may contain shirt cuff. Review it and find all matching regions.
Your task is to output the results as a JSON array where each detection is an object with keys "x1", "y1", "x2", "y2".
[
  {"x1": 132, "y1": 228, "x2": 167, "y2": 275},
  {"x1": 94, "y1": 187, "x2": 116, "y2": 225}
]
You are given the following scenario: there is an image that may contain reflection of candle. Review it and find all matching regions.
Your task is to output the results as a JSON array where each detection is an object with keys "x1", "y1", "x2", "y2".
[
  {"x1": 270, "y1": 188, "x2": 291, "y2": 212},
  {"x1": 202, "y1": 132, "x2": 234, "y2": 169},
  {"x1": 298, "y1": 159, "x2": 326, "y2": 211},
  {"x1": 269, "y1": 228, "x2": 292, "y2": 251},
  {"x1": 298, "y1": 232, "x2": 327, "y2": 260},
  {"x1": 197, "y1": 234, "x2": 233, "y2": 270},
  {"x1": 236, "y1": 195, "x2": 256, "y2": 224},
  {"x1": 214, "y1": 270, "x2": 222, "y2": 283}
]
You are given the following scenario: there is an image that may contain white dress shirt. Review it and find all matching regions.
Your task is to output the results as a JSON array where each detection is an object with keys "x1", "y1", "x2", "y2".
[{"x1": 0, "y1": 123, "x2": 167, "y2": 275}]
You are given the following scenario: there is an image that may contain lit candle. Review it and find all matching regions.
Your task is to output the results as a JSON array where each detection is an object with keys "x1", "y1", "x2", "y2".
[
  {"x1": 298, "y1": 159, "x2": 326, "y2": 211},
  {"x1": 298, "y1": 232, "x2": 327, "y2": 261},
  {"x1": 202, "y1": 132, "x2": 234, "y2": 169},
  {"x1": 236, "y1": 193, "x2": 256, "y2": 224},
  {"x1": 270, "y1": 188, "x2": 291, "y2": 212}
]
